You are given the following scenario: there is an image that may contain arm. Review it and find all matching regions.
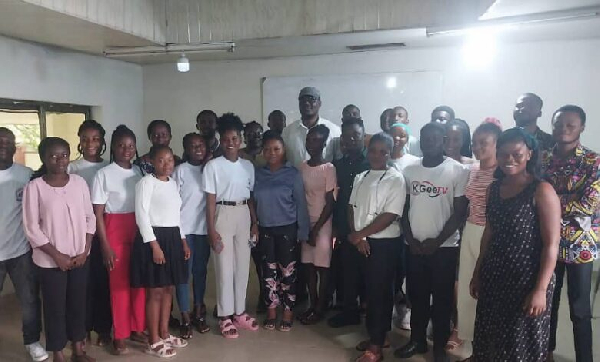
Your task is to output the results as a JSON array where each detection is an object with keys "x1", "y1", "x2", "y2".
[
  {"x1": 248, "y1": 193, "x2": 259, "y2": 240},
  {"x1": 93, "y1": 204, "x2": 117, "y2": 270},
  {"x1": 294, "y1": 174, "x2": 311, "y2": 242},
  {"x1": 350, "y1": 213, "x2": 398, "y2": 243},
  {"x1": 421, "y1": 196, "x2": 468, "y2": 253},
  {"x1": 524, "y1": 182, "x2": 561, "y2": 317},
  {"x1": 135, "y1": 178, "x2": 165, "y2": 264},
  {"x1": 73, "y1": 183, "x2": 96, "y2": 267},
  {"x1": 312, "y1": 166, "x2": 337, "y2": 233},
  {"x1": 205, "y1": 193, "x2": 223, "y2": 253}
]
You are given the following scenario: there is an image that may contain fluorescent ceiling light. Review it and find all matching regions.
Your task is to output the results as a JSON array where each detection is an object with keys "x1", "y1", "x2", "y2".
[{"x1": 104, "y1": 42, "x2": 235, "y2": 57}]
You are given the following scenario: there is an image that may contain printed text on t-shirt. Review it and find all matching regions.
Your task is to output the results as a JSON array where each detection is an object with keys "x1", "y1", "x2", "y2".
[{"x1": 411, "y1": 181, "x2": 448, "y2": 198}]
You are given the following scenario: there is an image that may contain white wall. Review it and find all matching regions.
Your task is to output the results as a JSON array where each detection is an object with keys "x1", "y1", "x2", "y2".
[
  {"x1": 143, "y1": 38, "x2": 600, "y2": 156},
  {"x1": 0, "y1": 35, "x2": 145, "y2": 149}
]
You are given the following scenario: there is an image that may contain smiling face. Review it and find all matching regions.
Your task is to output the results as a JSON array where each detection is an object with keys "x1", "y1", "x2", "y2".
[
  {"x1": 497, "y1": 140, "x2": 532, "y2": 176},
  {"x1": 184, "y1": 135, "x2": 206, "y2": 164},
  {"x1": 444, "y1": 126, "x2": 464, "y2": 159},
  {"x1": 112, "y1": 135, "x2": 136, "y2": 165},
  {"x1": 552, "y1": 111, "x2": 584, "y2": 145},
  {"x1": 152, "y1": 148, "x2": 175, "y2": 178},
  {"x1": 262, "y1": 138, "x2": 286, "y2": 167},
  {"x1": 44, "y1": 143, "x2": 70, "y2": 175},
  {"x1": 471, "y1": 131, "x2": 497, "y2": 163},
  {"x1": 79, "y1": 127, "x2": 103, "y2": 159},
  {"x1": 299, "y1": 95, "x2": 321, "y2": 118},
  {"x1": 391, "y1": 126, "x2": 409, "y2": 152},
  {"x1": 221, "y1": 129, "x2": 243, "y2": 158},
  {"x1": 150, "y1": 124, "x2": 172, "y2": 147}
]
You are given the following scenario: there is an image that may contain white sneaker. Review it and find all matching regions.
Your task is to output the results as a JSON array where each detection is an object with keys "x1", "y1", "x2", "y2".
[
  {"x1": 25, "y1": 342, "x2": 48, "y2": 362},
  {"x1": 399, "y1": 307, "x2": 411, "y2": 330}
]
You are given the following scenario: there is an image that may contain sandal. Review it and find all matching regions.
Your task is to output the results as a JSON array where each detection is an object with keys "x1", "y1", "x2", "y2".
[
  {"x1": 355, "y1": 350, "x2": 383, "y2": 362},
  {"x1": 233, "y1": 313, "x2": 259, "y2": 331},
  {"x1": 219, "y1": 318, "x2": 239, "y2": 339},
  {"x1": 299, "y1": 310, "x2": 323, "y2": 325},
  {"x1": 163, "y1": 334, "x2": 188, "y2": 348},
  {"x1": 179, "y1": 323, "x2": 193, "y2": 340},
  {"x1": 192, "y1": 316, "x2": 211, "y2": 334},
  {"x1": 445, "y1": 329, "x2": 464, "y2": 351},
  {"x1": 145, "y1": 340, "x2": 176, "y2": 359},
  {"x1": 278, "y1": 320, "x2": 293, "y2": 332},
  {"x1": 263, "y1": 318, "x2": 276, "y2": 331},
  {"x1": 111, "y1": 340, "x2": 129, "y2": 355},
  {"x1": 71, "y1": 353, "x2": 96, "y2": 362},
  {"x1": 356, "y1": 340, "x2": 390, "y2": 351}
]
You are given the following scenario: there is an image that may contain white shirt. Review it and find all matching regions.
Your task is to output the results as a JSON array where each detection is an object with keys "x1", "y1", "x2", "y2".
[
  {"x1": 349, "y1": 168, "x2": 406, "y2": 239},
  {"x1": 403, "y1": 157, "x2": 470, "y2": 247},
  {"x1": 135, "y1": 175, "x2": 184, "y2": 243},
  {"x1": 202, "y1": 156, "x2": 255, "y2": 202},
  {"x1": 406, "y1": 135, "x2": 422, "y2": 157},
  {"x1": 173, "y1": 162, "x2": 207, "y2": 236},
  {"x1": 0, "y1": 164, "x2": 32, "y2": 261},
  {"x1": 282, "y1": 117, "x2": 341, "y2": 168},
  {"x1": 392, "y1": 154, "x2": 420, "y2": 172},
  {"x1": 91, "y1": 163, "x2": 142, "y2": 213},
  {"x1": 68, "y1": 159, "x2": 109, "y2": 189}
]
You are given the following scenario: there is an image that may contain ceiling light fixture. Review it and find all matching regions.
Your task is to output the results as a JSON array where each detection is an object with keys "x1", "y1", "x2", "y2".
[
  {"x1": 177, "y1": 53, "x2": 190, "y2": 72},
  {"x1": 104, "y1": 42, "x2": 235, "y2": 58}
]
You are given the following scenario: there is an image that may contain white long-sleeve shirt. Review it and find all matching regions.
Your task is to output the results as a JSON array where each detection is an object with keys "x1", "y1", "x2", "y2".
[{"x1": 135, "y1": 174, "x2": 184, "y2": 243}]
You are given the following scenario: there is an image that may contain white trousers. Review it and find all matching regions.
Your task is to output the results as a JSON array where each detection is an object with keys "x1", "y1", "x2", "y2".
[
  {"x1": 213, "y1": 204, "x2": 251, "y2": 317},
  {"x1": 456, "y1": 221, "x2": 485, "y2": 341}
]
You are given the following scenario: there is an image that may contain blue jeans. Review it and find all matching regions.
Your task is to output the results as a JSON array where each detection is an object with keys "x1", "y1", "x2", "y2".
[
  {"x1": 175, "y1": 235, "x2": 210, "y2": 313},
  {"x1": 0, "y1": 250, "x2": 42, "y2": 345}
]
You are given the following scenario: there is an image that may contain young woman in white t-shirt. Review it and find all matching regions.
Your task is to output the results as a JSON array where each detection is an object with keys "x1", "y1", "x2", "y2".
[
  {"x1": 91, "y1": 125, "x2": 147, "y2": 354},
  {"x1": 173, "y1": 133, "x2": 211, "y2": 338},
  {"x1": 203, "y1": 113, "x2": 259, "y2": 339},
  {"x1": 67, "y1": 120, "x2": 111, "y2": 346}
]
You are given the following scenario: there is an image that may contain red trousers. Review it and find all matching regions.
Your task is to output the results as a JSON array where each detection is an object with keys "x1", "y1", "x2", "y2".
[{"x1": 105, "y1": 213, "x2": 146, "y2": 339}]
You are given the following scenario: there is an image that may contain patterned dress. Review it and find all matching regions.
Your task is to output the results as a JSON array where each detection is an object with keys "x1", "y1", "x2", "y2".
[{"x1": 473, "y1": 180, "x2": 555, "y2": 361}]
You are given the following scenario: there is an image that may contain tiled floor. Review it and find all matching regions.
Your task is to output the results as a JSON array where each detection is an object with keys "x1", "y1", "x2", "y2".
[{"x1": 1, "y1": 268, "x2": 597, "y2": 361}]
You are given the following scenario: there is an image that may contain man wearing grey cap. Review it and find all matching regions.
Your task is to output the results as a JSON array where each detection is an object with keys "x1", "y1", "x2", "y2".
[{"x1": 282, "y1": 87, "x2": 341, "y2": 168}]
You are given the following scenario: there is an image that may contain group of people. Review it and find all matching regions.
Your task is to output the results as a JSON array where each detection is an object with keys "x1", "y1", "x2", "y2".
[{"x1": 0, "y1": 85, "x2": 597, "y2": 362}]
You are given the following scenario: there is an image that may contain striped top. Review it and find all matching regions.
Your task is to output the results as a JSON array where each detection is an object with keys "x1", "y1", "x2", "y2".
[{"x1": 465, "y1": 164, "x2": 495, "y2": 226}]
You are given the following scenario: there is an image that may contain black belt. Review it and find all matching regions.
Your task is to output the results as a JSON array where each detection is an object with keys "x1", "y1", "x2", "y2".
[{"x1": 216, "y1": 200, "x2": 248, "y2": 206}]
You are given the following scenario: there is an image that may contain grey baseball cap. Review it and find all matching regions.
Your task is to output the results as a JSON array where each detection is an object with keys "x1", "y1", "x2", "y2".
[{"x1": 298, "y1": 87, "x2": 321, "y2": 99}]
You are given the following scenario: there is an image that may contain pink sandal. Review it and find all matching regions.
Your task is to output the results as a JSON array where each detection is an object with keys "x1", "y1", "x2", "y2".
[
  {"x1": 233, "y1": 313, "x2": 259, "y2": 331},
  {"x1": 219, "y1": 318, "x2": 239, "y2": 339}
]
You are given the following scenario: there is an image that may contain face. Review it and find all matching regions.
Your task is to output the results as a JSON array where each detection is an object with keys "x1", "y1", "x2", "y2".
[
  {"x1": 367, "y1": 140, "x2": 391, "y2": 170},
  {"x1": 262, "y1": 139, "x2": 286, "y2": 166},
  {"x1": 268, "y1": 113, "x2": 286, "y2": 134},
  {"x1": 552, "y1": 111, "x2": 584, "y2": 145},
  {"x1": 184, "y1": 136, "x2": 206, "y2": 163},
  {"x1": 0, "y1": 130, "x2": 16, "y2": 164},
  {"x1": 196, "y1": 113, "x2": 217, "y2": 139},
  {"x1": 44, "y1": 143, "x2": 70, "y2": 175},
  {"x1": 472, "y1": 132, "x2": 497, "y2": 162},
  {"x1": 513, "y1": 95, "x2": 542, "y2": 127},
  {"x1": 342, "y1": 107, "x2": 360, "y2": 119},
  {"x1": 152, "y1": 148, "x2": 175, "y2": 177},
  {"x1": 391, "y1": 126, "x2": 409, "y2": 151},
  {"x1": 341, "y1": 124, "x2": 365, "y2": 155},
  {"x1": 380, "y1": 110, "x2": 393, "y2": 133},
  {"x1": 444, "y1": 126, "x2": 464, "y2": 158},
  {"x1": 80, "y1": 128, "x2": 103, "y2": 158},
  {"x1": 299, "y1": 95, "x2": 321, "y2": 118},
  {"x1": 420, "y1": 127, "x2": 445, "y2": 158},
  {"x1": 392, "y1": 108, "x2": 408, "y2": 125},
  {"x1": 244, "y1": 125, "x2": 263, "y2": 149},
  {"x1": 431, "y1": 111, "x2": 452, "y2": 124},
  {"x1": 221, "y1": 129, "x2": 242, "y2": 157},
  {"x1": 305, "y1": 130, "x2": 326, "y2": 158},
  {"x1": 150, "y1": 124, "x2": 171, "y2": 147},
  {"x1": 113, "y1": 136, "x2": 136, "y2": 164},
  {"x1": 497, "y1": 141, "x2": 532, "y2": 176}
]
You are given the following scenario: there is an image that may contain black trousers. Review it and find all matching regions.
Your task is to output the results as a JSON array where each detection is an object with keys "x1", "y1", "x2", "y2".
[
  {"x1": 366, "y1": 237, "x2": 398, "y2": 346},
  {"x1": 329, "y1": 240, "x2": 344, "y2": 306},
  {"x1": 85, "y1": 237, "x2": 112, "y2": 335},
  {"x1": 549, "y1": 261, "x2": 593, "y2": 362},
  {"x1": 408, "y1": 247, "x2": 458, "y2": 356},
  {"x1": 341, "y1": 239, "x2": 367, "y2": 315},
  {"x1": 394, "y1": 236, "x2": 407, "y2": 298},
  {"x1": 259, "y1": 223, "x2": 298, "y2": 311},
  {"x1": 39, "y1": 262, "x2": 89, "y2": 352}
]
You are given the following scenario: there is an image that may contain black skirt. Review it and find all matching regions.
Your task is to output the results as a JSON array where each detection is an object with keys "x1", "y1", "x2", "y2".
[{"x1": 130, "y1": 227, "x2": 188, "y2": 288}]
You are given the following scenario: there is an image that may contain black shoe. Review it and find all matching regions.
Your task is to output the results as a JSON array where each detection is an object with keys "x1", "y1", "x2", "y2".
[
  {"x1": 326, "y1": 312, "x2": 361, "y2": 328},
  {"x1": 394, "y1": 341, "x2": 428, "y2": 359},
  {"x1": 169, "y1": 315, "x2": 181, "y2": 328}
]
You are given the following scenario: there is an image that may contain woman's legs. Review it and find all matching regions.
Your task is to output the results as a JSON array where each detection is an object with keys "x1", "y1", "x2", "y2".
[
  {"x1": 191, "y1": 235, "x2": 210, "y2": 316},
  {"x1": 146, "y1": 288, "x2": 164, "y2": 345},
  {"x1": 316, "y1": 267, "x2": 330, "y2": 314},
  {"x1": 160, "y1": 286, "x2": 174, "y2": 339},
  {"x1": 305, "y1": 263, "x2": 318, "y2": 310},
  {"x1": 176, "y1": 235, "x2": 195, "y2": 326}
]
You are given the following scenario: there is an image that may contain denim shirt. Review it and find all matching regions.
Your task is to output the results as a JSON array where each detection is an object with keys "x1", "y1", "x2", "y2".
[{"x1": 254, "y1": 163, "x2": 310, "y2": 241}]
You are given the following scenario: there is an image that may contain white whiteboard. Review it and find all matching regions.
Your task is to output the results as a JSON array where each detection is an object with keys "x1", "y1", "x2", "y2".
[{"x1": 262, "y1": 71, "x2": 443, "y2": 135}]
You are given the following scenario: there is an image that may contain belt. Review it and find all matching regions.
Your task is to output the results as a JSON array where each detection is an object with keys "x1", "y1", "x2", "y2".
[{"x1": 216, "y1": 200, "x2": 248, "y2": 206}]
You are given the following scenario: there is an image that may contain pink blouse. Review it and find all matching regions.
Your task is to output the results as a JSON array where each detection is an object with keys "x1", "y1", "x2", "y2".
[{"x1": 23, "y1": 175, "x2": 96, "y2": 268}]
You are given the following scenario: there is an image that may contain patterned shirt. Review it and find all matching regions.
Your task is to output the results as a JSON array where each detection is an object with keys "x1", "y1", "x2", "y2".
[{"x1": 542, "y1": 144, "x2": 600, "y2": 263}]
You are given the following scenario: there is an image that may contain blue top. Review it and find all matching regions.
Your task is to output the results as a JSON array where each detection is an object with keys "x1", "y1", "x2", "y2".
[{"x1": 254, "y1": 163, "x2": 310, "y2": 241}]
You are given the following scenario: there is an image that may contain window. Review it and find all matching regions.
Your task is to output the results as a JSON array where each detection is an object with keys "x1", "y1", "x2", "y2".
[{"x1": 0, "y1": 98, "x2": 91, "y2": 169}]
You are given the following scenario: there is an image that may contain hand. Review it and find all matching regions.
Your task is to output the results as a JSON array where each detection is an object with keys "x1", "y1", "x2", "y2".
[
  {"x1": 406, "y1": 236, "x2": 422, "y2": 255},
  {"x1": 250, "y1": 223, "x2": 259, "y2": 242},
  {"x1": 469, "y1": 271, "x2": 480, "y2": 299},
  {"x1": 348, "y1": 231, "x2": 364, "y2": 246},
  {"x1": 151, "y1": 242, "x2": 166, "y2": 265},
  {"x1": 356, "y1": 239, "x2": 371, "y2": 257},
  {"x1": 71, "y1": 252, "x2": 88, "y2": 268},
  {"x1": 420, "y1": 238, "x2": 440, "y2": 255},
  {"x1": 209, "y1": 231, "x2": 224, "y2": 254},
  {"x1": 101, "y1": 245, "x2": 118, "y2": 271},
  {"x1": 182, "y1": 239, "x2": 191, "y2": 260},
  {"x1": 53, "y1": 252, "x2": 73, "y2": 272},
  {"x1": 523, "y1": 289, "x2": 547, "y2": 317},
  {"x1": 308, "y1": 227, "x2": 319, "y2": 247}
]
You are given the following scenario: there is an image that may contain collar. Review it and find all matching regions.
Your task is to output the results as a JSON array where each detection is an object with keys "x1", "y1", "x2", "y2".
[
  {"x1": 261, "y1": 162, "x2": 293, "y2": 173},
  {"x1": 550, "y1": 143, "x2": 585, "y2": 158},
  {"x1": 297, "y1": 117, "x2": 323, "y2": 130}
]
